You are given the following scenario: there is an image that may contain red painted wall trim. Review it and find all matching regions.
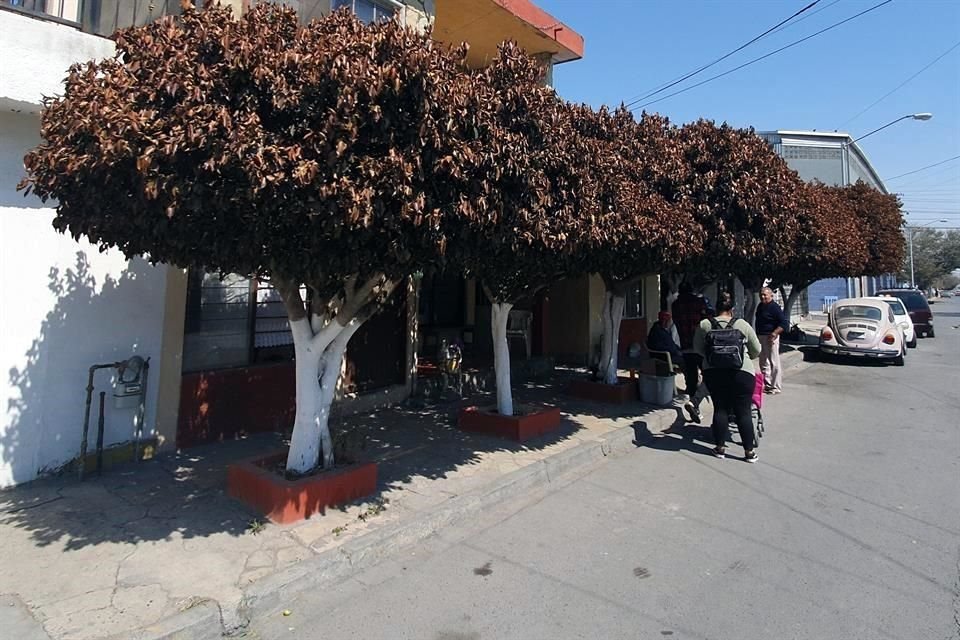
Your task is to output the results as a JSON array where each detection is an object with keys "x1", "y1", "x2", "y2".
[{"x1": 493, "y1": 0, "x2": 584, "y2": 61}]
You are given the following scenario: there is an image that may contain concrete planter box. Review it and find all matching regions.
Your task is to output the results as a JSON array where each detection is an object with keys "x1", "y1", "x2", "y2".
[
  {"x1": 228, "y1": 451, "x2": 377, "y2": 525},
  {"x1": 566, "y1": 377, "x2": 637, "y2": 404},
  {"x1": 458, "y1": 405, "x2": 562, "y2": 442}
]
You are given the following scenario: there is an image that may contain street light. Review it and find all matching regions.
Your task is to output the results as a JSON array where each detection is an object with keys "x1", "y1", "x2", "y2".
[
  {"x1": 908, "y1": 218, "x2": 948, "y2": 289},
  {"x1": 842, "y1": 113, "x2": 932, "y2": 295},
  {"x1": 852, "y1": 113, "x2": 933, "y2": 144}
]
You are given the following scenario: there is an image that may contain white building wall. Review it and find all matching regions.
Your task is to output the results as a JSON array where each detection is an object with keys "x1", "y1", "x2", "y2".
[
  {"x1": 0, "y1": 10, "x2": 170, "y2": 486},
  {"x1": 0, "y1": 9, "x2": 114, "y2": 112}
]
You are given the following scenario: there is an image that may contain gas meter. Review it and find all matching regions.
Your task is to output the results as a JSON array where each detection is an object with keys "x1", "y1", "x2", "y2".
[{"x1": 113, "y1": 355, "x2": 147, "y2": 409}]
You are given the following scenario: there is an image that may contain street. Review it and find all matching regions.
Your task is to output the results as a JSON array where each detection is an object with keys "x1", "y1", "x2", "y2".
[{"x1": 251, "y1": 300, "x2": 960, "y2": 640}]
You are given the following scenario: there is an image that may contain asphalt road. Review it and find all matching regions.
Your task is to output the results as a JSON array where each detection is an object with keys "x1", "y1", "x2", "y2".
[{"x1": 251, "y1": 297, "x2": 960, "y2": 640}]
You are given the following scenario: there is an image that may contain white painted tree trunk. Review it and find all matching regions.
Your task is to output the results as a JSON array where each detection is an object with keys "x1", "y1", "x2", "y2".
[
  {"x1": 286, "y1": 318, "x2": 326, "y2": 475},
  {"x1": 285, "y1": 315, "x2": 363, "y2": 475},
  {"x1": 490, "y1": 301, "x2": 514, "y2": 417},
  {"x1": 315, "y1": 322, "x2": 361, "y2": 470},
  {"x1": 279, "y1": 275, "x2": 398, "y2": 476},
  {"x1": 600, "y1": 291, "x2": 625, "y2": 385}
]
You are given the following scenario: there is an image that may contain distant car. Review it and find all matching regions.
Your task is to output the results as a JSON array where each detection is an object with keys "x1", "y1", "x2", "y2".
[
  {"x1": 876, "y1": 289, "x2": 935, "y2": 338},
  {"x1": 819, "y1": 297, "x2": 906, "y2": 366},
  {"x1": 865, "y1": 296, "x2": 916, "y2": 348}
]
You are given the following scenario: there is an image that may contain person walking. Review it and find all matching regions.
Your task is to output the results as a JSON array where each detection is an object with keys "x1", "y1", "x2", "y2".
[
  {"x1": 694, "y1": 292, "x2": 762, "y2": 462},
  {"x1": 672, "y1": 282, "x2": 708, "y2": 422},
  {"x1": 755, "y1": 287, "x2": 787, "y2": 395}
]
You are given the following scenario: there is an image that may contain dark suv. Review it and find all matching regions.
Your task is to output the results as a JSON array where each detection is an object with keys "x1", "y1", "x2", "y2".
[{"x1": 877, "y1": 289, "x2": 935, "y2": 338}]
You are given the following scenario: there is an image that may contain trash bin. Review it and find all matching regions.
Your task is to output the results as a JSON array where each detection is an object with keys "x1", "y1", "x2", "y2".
[{"x1": 639, "y1": 374, "x2": 674, "y2": 406}]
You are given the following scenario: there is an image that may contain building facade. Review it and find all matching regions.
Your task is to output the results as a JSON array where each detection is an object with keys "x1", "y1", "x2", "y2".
[
  {"x1": 0, "y1": 0, "x2": 595, "y2": 486},
  {"x1": 760, "y1": 130, "x2": 898, "y2": 314}
]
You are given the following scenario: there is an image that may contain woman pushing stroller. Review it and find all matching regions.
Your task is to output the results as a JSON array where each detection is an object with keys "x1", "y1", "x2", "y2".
[{"x1": 693, "y1": 292, "x2": 762, "y2": 462}]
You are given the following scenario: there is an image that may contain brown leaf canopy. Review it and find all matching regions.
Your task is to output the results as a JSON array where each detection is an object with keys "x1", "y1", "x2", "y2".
[
  {"x1": 675, "y1": 120, "x2": 807, "y2": 280},
  {"x1": 439, "y1": 42, "x2": 591, "y2": 302},
  {"x1": 570, "y1": 107, "x2": 703, "y2": 288},
  {"x1": 22, "y1": 4, "x2": 475, "y2": 292},
  {"x1": 769, "y1": 182, "x2": 870, "y2": 289},
  {"x1": 842, "y1": 181, "x2": 905, "y2": 276}
]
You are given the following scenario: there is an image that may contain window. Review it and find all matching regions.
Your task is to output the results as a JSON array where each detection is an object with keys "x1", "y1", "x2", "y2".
[
  {"x1": 183, "y1": 272, "x2": 300, "y2": 372},
  {"x1": 332, "y1": 0, "x2": 397, "y2": 24},
  {"x1": 624, "y1": 281, "x2": 645, "y2": 319},
  {"x1": 835, "y1": 305, "x2": 882, "y2": 321}
]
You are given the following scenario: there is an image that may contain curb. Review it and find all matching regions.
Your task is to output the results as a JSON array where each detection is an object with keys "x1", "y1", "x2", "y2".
[
  {"x1": 229, "y1": 406, "x2": 673, "y2": 634},
  {"x1": 104, "y1": 600, "x2": 222, "y2": 640},
  {"x1": 107, "y1": 404, "x2": 670, "y2": 638}
]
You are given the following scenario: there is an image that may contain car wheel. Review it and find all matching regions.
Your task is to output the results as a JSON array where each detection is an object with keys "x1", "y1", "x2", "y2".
[
  {"x1": 928, "y1": 328, "x2": 935, "y2": 338},
  {"x1": 907, "y1": 337, "x2": 917, "y2": 349}
]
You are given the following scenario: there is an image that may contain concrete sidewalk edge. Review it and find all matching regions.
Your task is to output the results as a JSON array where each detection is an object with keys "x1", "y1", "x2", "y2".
[
  {"x1": 229, "y1": 408, "x2": 672, "y2": 634},
  {"x1": 104, "y1": 599, "x2": 222, "y2": 640}
]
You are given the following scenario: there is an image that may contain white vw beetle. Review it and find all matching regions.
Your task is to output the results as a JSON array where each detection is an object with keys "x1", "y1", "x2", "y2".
[{"x1": 819, "y1": 297, "x2": 906, "y2": 366}]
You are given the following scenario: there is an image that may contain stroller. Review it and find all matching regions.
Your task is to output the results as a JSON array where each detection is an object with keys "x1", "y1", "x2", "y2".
[{"x1": 727, "y1": 371, "x2": 765, "y2": 438}]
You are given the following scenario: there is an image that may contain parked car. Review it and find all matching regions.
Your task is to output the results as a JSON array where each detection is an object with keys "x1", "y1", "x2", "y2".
[
  {"x1": 876, "y1": 289, "x2": 935, "y2": 338},
  {"x1": 819, "y1": 297, "x2": 906, "y2": 366},
  {"x1": 866, "y1": 296, "x2": 916, "y2": 348}
]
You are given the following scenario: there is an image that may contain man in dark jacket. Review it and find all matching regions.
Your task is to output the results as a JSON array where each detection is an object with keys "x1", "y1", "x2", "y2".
[
  {"x1": 647, "y1": 311, "x2": 684, "y2": 368},
  {"x1": 755, "y1": 287, "x2": 787, "y2": 394}
]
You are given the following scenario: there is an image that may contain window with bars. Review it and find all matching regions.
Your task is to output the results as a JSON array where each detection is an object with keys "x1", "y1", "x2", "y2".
[
  {"x1": 332, "y1": 0, "x2": 397, "y2": 23},
  {"x1": 182, "y1": 272, "x2": 301, "y2": 373}
]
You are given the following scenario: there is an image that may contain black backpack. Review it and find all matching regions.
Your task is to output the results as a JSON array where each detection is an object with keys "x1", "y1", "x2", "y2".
[{"x1": 704, "y1": 318, "x2": 746, "y2": 369}]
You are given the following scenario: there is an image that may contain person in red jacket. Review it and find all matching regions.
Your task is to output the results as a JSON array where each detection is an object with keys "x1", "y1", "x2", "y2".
[{"x1": 672, "y1": 282, "x2": 708, "y2": 422}]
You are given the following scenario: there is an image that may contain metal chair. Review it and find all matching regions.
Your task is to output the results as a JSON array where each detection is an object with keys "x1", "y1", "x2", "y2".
[{"x1": 505, "y1": 310, "x2": 533, "y2": 359}]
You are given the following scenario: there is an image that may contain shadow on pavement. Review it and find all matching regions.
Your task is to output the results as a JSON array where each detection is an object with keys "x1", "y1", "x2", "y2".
[
  {"x1": 0, "y1": 369, "x2": 671, "y2": 551},
  {"x1": 629, "y1": 410, "x2": 717, "y2": 459}
]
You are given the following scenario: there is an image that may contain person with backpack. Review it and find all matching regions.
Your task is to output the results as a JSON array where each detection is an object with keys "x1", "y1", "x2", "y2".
[{"x1": 693, "y1": 292, "x2": 762, "y2": 462}]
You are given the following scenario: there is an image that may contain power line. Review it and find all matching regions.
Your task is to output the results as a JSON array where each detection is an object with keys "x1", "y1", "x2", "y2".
[
  {"x1": 767, "y1": 0, "x2": 843, "y2": 36},
  {"x1": 885, "y1": 155, "x2": 960, "y2": 181},
  {"x1": 629, "y1": 0, "x2": 893, "y2": 112},
  {"x1": 622, "y1": 1, "x2": 821, "y2": 108},
  {"x1": 841, "y1": 40, "x2": 960, "y2": 127}
]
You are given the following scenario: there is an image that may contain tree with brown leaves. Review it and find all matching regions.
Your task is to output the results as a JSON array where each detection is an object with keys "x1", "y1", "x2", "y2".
[
  {"x1": 768, "y1": 182, "x2": 870, "y2": 322},
  {"x1": 572, "y1": 108, "x2": 701, "y2": 384},
  {"x1": 842, "y1": 181, "x2": 906, "y2": 278},
  {"x1": 22, "y1": 3, "x2": 478, "y2": 475},
  {"x1": 443, "y1": 44, "x2": 590, "y2": 417},
  {"x1": 675, "y1": 121, "x2": 805, "y2": 321}
]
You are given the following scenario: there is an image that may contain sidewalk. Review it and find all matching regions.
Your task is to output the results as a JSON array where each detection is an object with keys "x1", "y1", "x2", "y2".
[
  {"x1": 0, "y1": 371, "x2": 682, "y2": 640},
  {"x1": 0, "y1": 357, "x2": 810, "y2": 640}
]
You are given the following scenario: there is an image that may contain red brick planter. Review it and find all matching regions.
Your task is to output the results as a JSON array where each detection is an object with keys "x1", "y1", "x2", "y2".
[
  {"x1": 458, "y1": 405, "x2": 562, "y2": 442},
  {"x1": 227, "y1": 451, "x2": 378, "y2": 524},
  {"x1": 566, "y1": 377, "x2": 637, "y2": 404}
]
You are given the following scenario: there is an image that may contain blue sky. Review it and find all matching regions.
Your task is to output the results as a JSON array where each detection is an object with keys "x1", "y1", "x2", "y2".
[{"x1": 537, "y1": 0, "x2": 960, "y2": 230}]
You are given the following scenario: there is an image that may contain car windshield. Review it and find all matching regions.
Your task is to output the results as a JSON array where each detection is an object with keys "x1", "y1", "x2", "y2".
[
  {"x1": 882, "y1": 299, "x2": 907, "y2": 315},
  {"x1": 888, "y1": 291, "x2": 928, "y2": 311},
  {"x1": 836, "y1": 305, "x2": 883, "y2": 321}
]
